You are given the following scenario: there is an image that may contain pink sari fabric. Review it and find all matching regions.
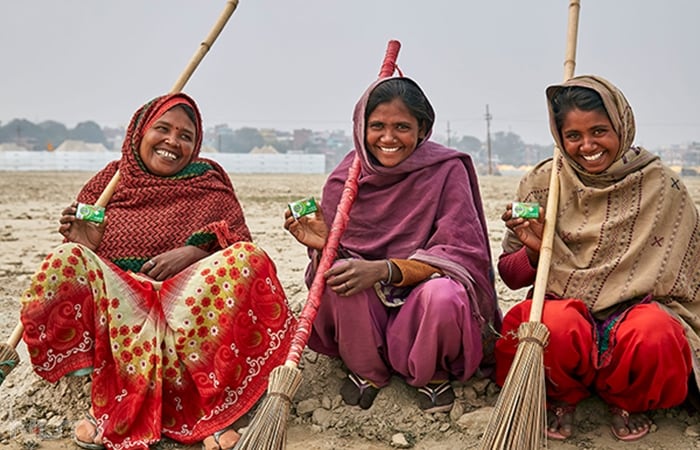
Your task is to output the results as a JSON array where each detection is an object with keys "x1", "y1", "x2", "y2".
[
  {"x1": 309, "y1": 268, "x2": 483, "y2": 387},
  {"x1": 21, "y1": 243, "x2": 295, "y2": 449},
  {"x1": 307, "y1": 77, "x2": 500, "y2": 383}
]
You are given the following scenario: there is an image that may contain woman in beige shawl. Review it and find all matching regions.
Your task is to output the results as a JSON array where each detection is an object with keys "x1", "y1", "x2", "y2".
[{"x1": 495, "y1": 75, "x2": 699, "y2": 442}]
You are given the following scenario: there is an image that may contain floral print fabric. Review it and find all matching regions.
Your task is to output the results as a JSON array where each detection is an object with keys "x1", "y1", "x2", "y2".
[{"x1": 20, "y1": 242, "x2": 295, "y2": 449}]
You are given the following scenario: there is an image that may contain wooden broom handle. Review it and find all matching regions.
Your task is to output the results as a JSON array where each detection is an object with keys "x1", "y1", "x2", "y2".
[
  {"x1": 6, "y1": 322, "x2": 23, "y2": 349},
  {"x1": 529, "y1": 0, "x2": 581, "y2": 322},
  {"x1": 95, "y1": 0, "x2": 241, "y2": 207}
]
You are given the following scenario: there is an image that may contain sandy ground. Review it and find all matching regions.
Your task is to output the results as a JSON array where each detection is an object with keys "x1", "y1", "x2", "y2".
[{"x1": 1, "y1": 171, "x2": 700, "y2": 449}]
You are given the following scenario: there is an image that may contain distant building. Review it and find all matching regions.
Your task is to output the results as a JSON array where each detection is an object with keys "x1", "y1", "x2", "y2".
[{"x1": 293, "y1": 129, "x2": 313, "y2": 151}]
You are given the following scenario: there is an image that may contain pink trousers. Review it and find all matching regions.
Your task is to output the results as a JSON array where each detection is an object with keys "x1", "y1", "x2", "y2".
[{"x1": 308, "y1": 274, "x2": 483, "y2": 388}]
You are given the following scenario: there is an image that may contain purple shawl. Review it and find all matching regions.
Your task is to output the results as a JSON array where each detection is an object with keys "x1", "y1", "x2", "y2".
[{"x1": 318, "y1": 77, "x2": 499, "y2": 326}]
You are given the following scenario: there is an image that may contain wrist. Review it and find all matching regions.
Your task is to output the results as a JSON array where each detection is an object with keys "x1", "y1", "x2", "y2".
[
  {"x1": 380, "y1": 259, "x2": 394, "y2": 286},
  {"x1": 525, "y1": 248, "x2": 539, "y2": 267}
]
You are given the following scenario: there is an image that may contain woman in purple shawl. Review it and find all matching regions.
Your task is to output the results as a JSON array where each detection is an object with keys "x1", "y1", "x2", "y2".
[{"x1": 285, "y1": 77, "x2": 500, "y2": 412}]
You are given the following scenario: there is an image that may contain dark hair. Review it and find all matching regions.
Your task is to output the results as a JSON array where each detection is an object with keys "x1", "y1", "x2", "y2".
[
  {"x1": 365, "y1": 79, "x2": 434, "y2": 133},
  {"x1": 550, "y1": 86, "x2": 607, "y2": 131},
  {"x1": 171, "y1": 103, "x2": 198, "y2": 127}
]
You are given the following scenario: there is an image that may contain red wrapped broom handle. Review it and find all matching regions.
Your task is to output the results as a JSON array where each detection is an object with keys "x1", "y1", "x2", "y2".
[
  {"x1": 378, "y1": 40, "x2": 401, "y2": 78},
  {"x1": 285, "y1": 40, "x2": 401, "y2": 367}
]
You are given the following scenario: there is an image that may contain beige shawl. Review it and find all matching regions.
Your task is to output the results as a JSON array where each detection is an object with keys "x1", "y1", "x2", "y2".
[{"x1": 502, "y1": 76, "x2": 700, "y2": 334}]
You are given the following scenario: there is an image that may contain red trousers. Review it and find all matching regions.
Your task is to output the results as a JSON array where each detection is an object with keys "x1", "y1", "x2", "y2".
[{"x1": 495, "y1": 299, "x2": 692, "y2": 412}]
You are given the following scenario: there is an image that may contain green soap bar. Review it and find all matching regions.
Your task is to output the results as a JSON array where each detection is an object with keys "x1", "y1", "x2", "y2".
[
  {"x1": 288, "y1": 197, "x2": 318, "y2": 219},
  {"x1": 76, "y1": 203, "x2": 105, "y2": 224},
  {"x1": 512, "y1": 202, "x2": 540, "y2": 219}
]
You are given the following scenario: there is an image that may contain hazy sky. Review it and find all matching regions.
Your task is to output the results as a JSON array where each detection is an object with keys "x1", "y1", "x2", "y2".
[{"x1": 2, "y1": 1, "x2": 698, "y2": 148}]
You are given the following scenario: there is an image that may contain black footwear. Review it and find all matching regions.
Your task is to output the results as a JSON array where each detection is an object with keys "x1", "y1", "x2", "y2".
[
  {"x1": 340, "y1": 372, "x2": 380, "y2": 409},
  {"x1": 417, "y1": 381, "x2": 455, "y2": 413}
]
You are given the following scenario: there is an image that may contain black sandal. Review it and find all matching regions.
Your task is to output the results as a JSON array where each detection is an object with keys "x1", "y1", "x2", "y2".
[
  {"x1": 340, "y1": 372, "x2": 380, "y2": 409},
  {"x1": 417, "y1": 381, "x2": 455, "y2": 413}
]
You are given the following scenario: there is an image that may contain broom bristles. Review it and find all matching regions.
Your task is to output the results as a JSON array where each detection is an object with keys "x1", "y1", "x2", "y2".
[
  {"x1": 234, "y1": 363, "x2": 303, "y2": 450},
  {"x1": 480, "y1": 321, "x2": 549, "y2": 450},
  {"x1": 0, "y1": 343, "x2": 20, "y2": 386}
]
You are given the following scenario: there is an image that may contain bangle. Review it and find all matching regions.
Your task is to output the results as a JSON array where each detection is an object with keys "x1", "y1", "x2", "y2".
[{"x1": 381, "y1": 259, "x2": 393, "y2": 286}]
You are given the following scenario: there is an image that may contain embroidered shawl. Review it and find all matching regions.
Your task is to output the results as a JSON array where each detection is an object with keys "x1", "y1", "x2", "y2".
[
  {"x1": 502, "y1": 75, "x2": 700, "y2": 321},
  {"x1": 319, "y1": 77, "x2": 499, "y2": 327},
  {"x1": 76, "y1": 93, "x2": 251, "y2": 271}
]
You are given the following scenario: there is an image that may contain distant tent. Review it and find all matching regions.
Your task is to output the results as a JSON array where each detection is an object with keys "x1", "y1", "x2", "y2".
[
  {"x1": 249, "y1": 145, "x2": 279, "y2": 154},
  {"x1": 54, "y1": 140, "x2": 109, "y2": 152},
  {"x1": 0, "y1": 143, "x2": 29, "y2": 152},
  {"x1": 201, "y1": 145, "x2": 219, "y2": 153}
]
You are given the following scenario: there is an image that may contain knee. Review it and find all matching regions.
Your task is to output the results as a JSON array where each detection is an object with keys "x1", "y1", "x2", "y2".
[
  {"x1": 415, "y1": 278, "x2": 468, "y2": 312},
  {"x1": 617, "y1": 305, "x2": 687, "y2": 351}
]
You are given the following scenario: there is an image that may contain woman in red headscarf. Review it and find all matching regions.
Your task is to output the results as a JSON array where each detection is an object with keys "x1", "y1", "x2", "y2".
[{"x1": 19, "y1": 93, "x2": 296, "y2": 450}]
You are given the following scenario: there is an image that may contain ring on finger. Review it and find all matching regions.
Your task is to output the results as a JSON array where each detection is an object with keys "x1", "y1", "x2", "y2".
[{"x1": 344, "y1": 282, "x2": 350, "y2": 291}]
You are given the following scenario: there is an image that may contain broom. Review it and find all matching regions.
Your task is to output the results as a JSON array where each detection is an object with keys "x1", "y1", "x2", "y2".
[
  {"x1": 233, "y1": 39, "x2": 402, "y2": 450},
  {"x1": 0, "y1": 0, "x2": 241, "y2": 387},
  {"x1": 479, "y1": 1, "x2": 581, "y2": 449}
]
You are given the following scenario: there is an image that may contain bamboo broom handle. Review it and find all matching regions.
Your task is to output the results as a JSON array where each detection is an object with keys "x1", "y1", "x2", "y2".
[
  {"x1": 96, "y1": 0, "x2": 241, "y2": 207},
  {"x1": 528, "y1": 0, "x2": 581, "y2": 322},
  {"x1": 170, "y1": 0, "x2": 239, "y2": 93},
  {"x1": 5, "y1": 322, "x2": 23, "y2": 349},
  {"x1": 94, "y1": 169, "x2": 121, "y2": 207},
  {"x1": 6, "y1": 1, "x2": 241, "y2": 352}
]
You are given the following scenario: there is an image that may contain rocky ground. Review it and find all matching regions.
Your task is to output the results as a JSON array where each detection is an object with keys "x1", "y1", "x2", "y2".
[{"x1": 1, "y1": 171, "x2": 700, "y2": 449}]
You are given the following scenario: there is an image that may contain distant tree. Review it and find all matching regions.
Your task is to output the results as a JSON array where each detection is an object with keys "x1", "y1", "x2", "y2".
[
  {"x1": 454, "y1": 135, "x2": 482, "y2": 154},
  {"x1": 270, "y1": 138, "x2": 292, "y2": 153},
  {"x1": 261, "y1": 131, "x2": 293, "y2": 153},
  {"x1": 69, "y1": 121, "x2": 107, "y2": 145},
  {"x1": 492, "y1": 131, "x2": 526, "y2": 165},
  {"x1": 0, "y1": 119, "x2": 42, "y2": 149},
  {"x1": 229, "y1": 127, "x2": 264, "y2": 153},
  {"x1": 38, "y1": 121, "x2": 69, "y2": 150},
  {"x1": 527, "y1": 144, "x2": 554, "y2": 165}
]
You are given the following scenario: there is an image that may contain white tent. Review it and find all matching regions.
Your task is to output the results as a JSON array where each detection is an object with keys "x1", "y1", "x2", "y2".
[{"x1": 54, "y1": 140, "x2": 109, "y2": 152}]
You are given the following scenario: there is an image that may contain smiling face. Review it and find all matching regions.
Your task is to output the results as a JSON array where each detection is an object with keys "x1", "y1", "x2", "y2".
[
  {"x1": 138, "y1": 106, "x2": 197, "y2": 176},
  {"x1": 365, "y1": 98, "x2": 425, "y2": 167},
  {"x1": 560, "y1": 108, "x2": 620, "y2": 174}
]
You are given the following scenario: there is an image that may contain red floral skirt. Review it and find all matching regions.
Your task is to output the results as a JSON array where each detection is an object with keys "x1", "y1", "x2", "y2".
[{"x1": 20, "y1": 242, "x2": 295, "y2": 449}]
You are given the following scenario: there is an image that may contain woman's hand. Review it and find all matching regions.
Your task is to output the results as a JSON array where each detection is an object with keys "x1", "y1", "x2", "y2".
[
  {"x1": 140, "y1": 246, "x2": 209, "y2": 282},
  {"x1": 58, "y1": 202, "x2": 106, "y2": 251},
  {"x1": 284, "y1": 207, "x2": 328, "y2": 251},
  {"x1": 502, "y1": 203, "x2": 545, "y2": 265},
  {"x1": 325, "y1": 259, "x2": 389, "y2": 296}
]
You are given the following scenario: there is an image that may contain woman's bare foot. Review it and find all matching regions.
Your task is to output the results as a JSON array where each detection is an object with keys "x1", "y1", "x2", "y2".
[
  {"x1": 609, "y1": 407, "x2": 652, "y2": 441},
  {"x1": 546, "y1": 403, "x2": 576, "y2": 440},
  {"x1": 74, "y1": 408, "x2": 104, "y2": 449},
  {"x1": 201, "y1": 426, "x2": 241, "y2": 450}
]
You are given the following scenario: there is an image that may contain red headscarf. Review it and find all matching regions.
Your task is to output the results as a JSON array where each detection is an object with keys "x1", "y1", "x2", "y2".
[{"x1": 76, "y1": 93, "x2": 251, "y2": 271}]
